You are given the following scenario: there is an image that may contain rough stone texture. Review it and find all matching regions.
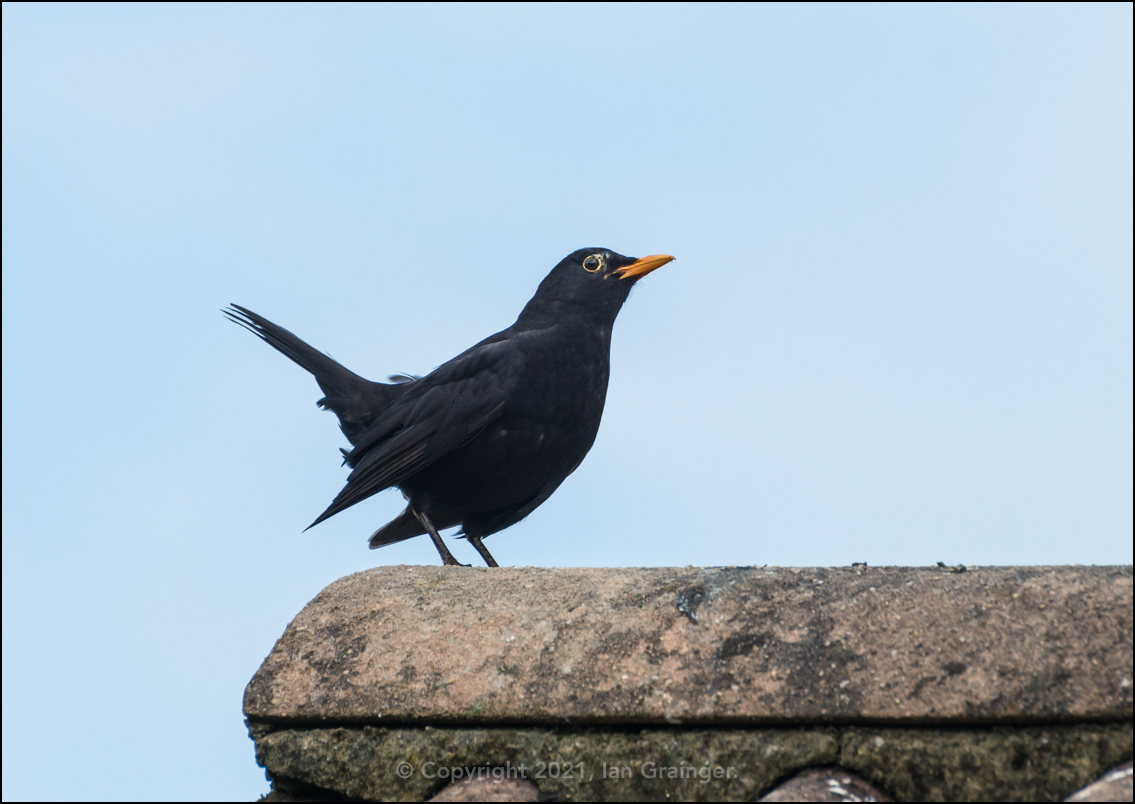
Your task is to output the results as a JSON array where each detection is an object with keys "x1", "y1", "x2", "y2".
[
  {"x1": 254, "y1": 725, "x2": 840, "y2": 801},
  {"x1": 758, "y1": 767, "x2": 892, "y2": 801},
  {"x1": 245, "y1": 565, "x2": 1132, "y2": 725},
  {"x1": 427, "y1": 776, "x2": 541, "y2": 801},
  {"x1": 839, "y1": 726, "x2": 1132, "y2": 802},
  {"x1": 251, "y1": 723, "x2": 1131, "y2": 802},
  {"x1": 1065, "y1": 761, "x2": 1134, "y2": 802},
  {"x1": 247, "y1": 565, "x2": 1133, "y2": 800}
]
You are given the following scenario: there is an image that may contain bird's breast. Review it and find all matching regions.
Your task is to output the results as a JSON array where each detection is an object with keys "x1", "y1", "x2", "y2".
[
  {"x1": 510, "y1": 325, "x2": 611, "y2": 427},
  {"x1": 404, "y1": 327, "x2": 612, "y2": 513}
]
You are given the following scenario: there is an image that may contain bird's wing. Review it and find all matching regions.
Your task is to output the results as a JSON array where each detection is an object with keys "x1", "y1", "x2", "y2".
[{"x1": 306, "y1": 335, "x2": 524, "y2": 528}]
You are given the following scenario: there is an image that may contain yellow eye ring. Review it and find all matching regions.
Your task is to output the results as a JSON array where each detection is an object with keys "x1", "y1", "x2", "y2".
[{"x1": 583, "y1": 254, "x2": 603, "y2": 273}]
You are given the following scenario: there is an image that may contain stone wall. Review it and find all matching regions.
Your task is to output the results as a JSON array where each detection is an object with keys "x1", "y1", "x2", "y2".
[{"x1": 245, "y1": 565, "x2": 1132, "y2": 801}]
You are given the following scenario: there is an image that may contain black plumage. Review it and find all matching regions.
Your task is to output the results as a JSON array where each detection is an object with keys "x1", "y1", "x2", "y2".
[{"x1": 224, "y1": 248, "x2": 673, "y2": 566}]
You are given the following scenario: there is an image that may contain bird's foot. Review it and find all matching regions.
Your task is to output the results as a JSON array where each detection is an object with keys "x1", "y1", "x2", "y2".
[{"x1": 442, "y1": 557, "x2": 471, "y2": 567}]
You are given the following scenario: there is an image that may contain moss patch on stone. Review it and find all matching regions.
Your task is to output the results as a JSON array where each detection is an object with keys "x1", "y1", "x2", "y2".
[
  {"x1": 841, "y1": 725, "x2": 1133, "y2": 802},
  {"x1": 253, "y1": 723, "x2": 1131, "y2": 801}
]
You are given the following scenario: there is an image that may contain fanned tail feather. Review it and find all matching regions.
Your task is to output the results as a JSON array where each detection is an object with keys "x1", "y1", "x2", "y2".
[{"x1": 224, "y1": 304, "x2": 407, "y2": 445}]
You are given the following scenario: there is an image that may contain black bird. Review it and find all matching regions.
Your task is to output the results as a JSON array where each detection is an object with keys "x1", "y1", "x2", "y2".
[{"x1": 225, "y1": 248, "x2": 673, "y2": 567}]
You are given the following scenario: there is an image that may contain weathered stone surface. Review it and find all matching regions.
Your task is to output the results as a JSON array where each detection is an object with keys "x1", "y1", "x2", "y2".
[
  {"x1": 252, "y1": 723, "x2": 1131, "y2": 802},
  {"x1": 840, "y1": 726, "x2": 1132, "y2": 802},
  {"x1": 427, "y1": 776, "x2": 541, "y2": 801},
  {"x1": 1065, "y1": 761, "x2": 1134, "y2": 802},
  {"x1": 244, "y1": 565, "x2": 1132, "y2": 724},
  {"x1": 254, "y1": 726, "x2": 839, "y2": 801},
  {"x1": 758, "y1": 767, "x2": 892, "y2": 801}
]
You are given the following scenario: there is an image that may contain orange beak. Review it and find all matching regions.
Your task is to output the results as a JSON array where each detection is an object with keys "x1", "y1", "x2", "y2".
[{"x1": 614, "y1": 254, "x2": 675, "y2": 280}]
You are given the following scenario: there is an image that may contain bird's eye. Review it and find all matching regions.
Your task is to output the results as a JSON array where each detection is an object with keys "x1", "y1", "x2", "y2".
[{"x1": 583, "y1": 255, "x2": 603, "y2": 273}]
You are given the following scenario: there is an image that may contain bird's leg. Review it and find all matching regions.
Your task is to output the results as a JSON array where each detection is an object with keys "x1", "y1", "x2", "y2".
[
  {"x1": 412, "y1": 509, "x2": 468, "y2": 567},
  {"x1": 466, "y1": 531, "x2": 500, "y2": 568}
]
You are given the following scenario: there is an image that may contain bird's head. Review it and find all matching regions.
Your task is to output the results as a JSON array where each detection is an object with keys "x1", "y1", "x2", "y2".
[{"x1": 518, "y1": 248, "x2": 674, "y2": 328}]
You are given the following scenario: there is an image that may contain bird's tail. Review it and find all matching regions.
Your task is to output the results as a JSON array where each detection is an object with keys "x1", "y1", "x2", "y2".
[
  {"x1": 368, "y1": 506, "x2": 426, "y2": 548},
  {"x1": 224, "y1": 304, "x2": 406, "y2": 445}
]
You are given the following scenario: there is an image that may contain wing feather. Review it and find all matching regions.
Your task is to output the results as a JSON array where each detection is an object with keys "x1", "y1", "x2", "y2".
[{"x1": 306, "y1": 336, "x2": 524, "y2": 528}]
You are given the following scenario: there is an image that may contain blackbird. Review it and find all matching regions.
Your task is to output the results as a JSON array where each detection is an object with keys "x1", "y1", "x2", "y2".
[{"x1": 225, "y1": 248, "x2": 673, "y2": 567}]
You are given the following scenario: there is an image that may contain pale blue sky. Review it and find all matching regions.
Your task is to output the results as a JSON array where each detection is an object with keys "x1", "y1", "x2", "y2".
[{"x1": 3, "y1": 3, "x2": 1131, "y2": 800}]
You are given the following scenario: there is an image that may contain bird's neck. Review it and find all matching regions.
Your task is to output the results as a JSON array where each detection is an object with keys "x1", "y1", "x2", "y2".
[{"x1": 515, "y1": 296, "x2": 622, "y2": 333}]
